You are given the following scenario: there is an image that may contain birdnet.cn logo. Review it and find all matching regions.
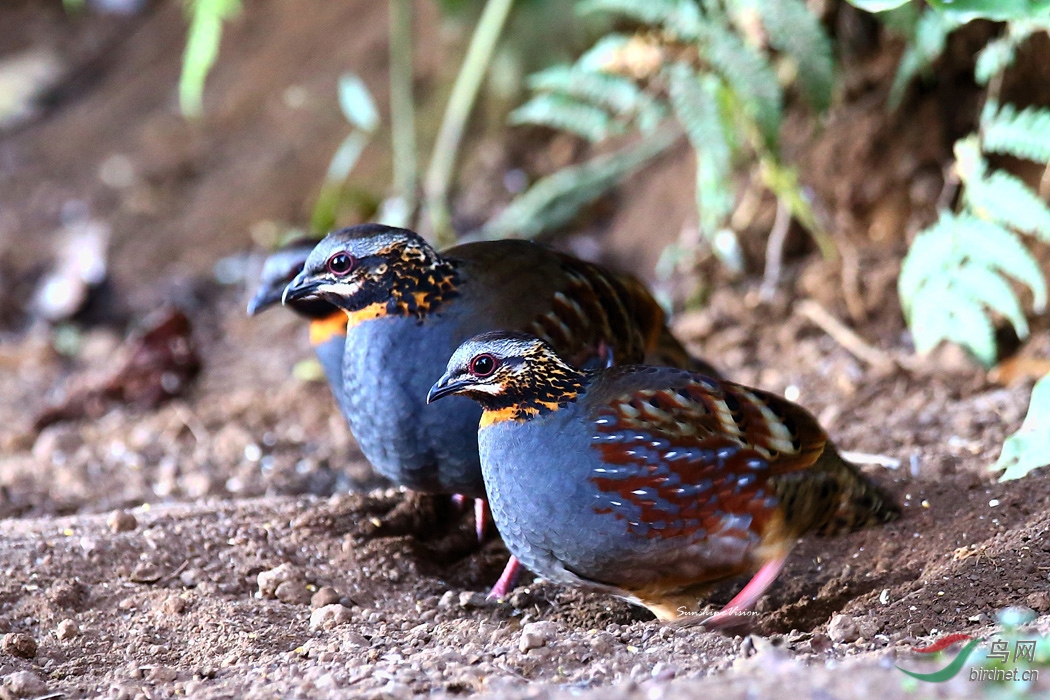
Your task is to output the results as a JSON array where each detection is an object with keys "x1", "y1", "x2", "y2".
[{"x1": 895, "y1": 633, "x2": 1040, "y2": 683}]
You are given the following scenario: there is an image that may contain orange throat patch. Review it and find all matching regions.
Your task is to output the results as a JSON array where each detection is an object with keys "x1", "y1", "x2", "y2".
[
  {"x1": 309, "y1": 314, "x2": 349, "y2": 345},
  {"x1": 342, "y1": 302, "x2": 389, "y2": 329},
  {"x1": 479, "y1": 400, "x2": 566, "y2": 429}
]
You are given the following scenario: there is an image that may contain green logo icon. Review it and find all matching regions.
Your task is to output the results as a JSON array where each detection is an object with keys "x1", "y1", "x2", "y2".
[{"x1": 896, "y1": 635, "x2": 982, "y2": 683}]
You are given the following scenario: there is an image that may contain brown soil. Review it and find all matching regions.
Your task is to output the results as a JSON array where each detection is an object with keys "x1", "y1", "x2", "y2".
[{"x1": 1, "y1": 2, "x2": 1049, "y2": 699}]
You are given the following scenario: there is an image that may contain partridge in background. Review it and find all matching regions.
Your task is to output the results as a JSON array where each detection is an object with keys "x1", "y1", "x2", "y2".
[
  {"x1": 281, "y1": 224, "x2": 718, "y2": 595},
  {"x1": 247, "y1": 239, "x2": 349, "y2": 416},
  {"x1": 282, "y1": 224, "x2": 717, "y2": 500},
  {"x1": 428, "y1": 331, "x2": 900, "y2": 625}
]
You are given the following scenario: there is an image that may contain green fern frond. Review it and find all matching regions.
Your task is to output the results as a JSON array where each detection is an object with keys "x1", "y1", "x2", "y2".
[
  {"x1": 577, "y1": 0, "x2": 702, "y2": 39},
  {"x1": 888, "y1": 9, "x2": 959, "y2": 109},
  {"x1": 965, "y1": 170, "x2": 1050, "y2": 244},
  {"x1": 953, "y1": 214, "x2": 1048, "y2": 311},
  {"x1": 510, "y1": 93, "x2": 621, "y2": 142},
  {"x1": 751, "y1": 0, "x2": 835, "y2": 112},
  {"x1": 578, "y1": 34, "x2": 634, "y2": 71},
  {"x1": 697, "y1": 20, "x2": 783, "y2": 147},
  {"x1": 908, "y1": 280, "x2": 997, "y2": 364},
  {"x1": 995, "y1": 373, "x2": 1050, "y2": 481},
  {"x1": 955, "y1": 262, "x2": 1029, "y2": 338},
  {"x1": 981, "y1": 102, "x2": 1050, "y2": 163},
  {"x1": 668, "y1": 64, "x2": 734, "y2": 237},
  {"x1": 974, "y1": 36, "x2": 1018, "y2": 85},
  {"x1": 899, "y1": 212, "x2": 1047, "y2": 365},
  {"x1": 528, "y1": 65, "x2": 665, "y2": 132}
]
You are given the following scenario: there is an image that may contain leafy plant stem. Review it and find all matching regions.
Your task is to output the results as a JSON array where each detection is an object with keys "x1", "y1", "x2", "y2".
[
  {"x1": 424, "y1": 0, "x2": 516, "y2": 247},
  {"x1": 389, "y1": 0, "x2": 418, "y2": 221}
]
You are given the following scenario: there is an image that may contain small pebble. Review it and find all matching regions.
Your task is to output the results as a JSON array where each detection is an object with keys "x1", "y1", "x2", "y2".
[
  {"x1": 107, "y1": 509, "x2": 138, "y2": 533},
  {"x1": 311, "y1": 587, "x2": 341, "y2": 609},
  {"x1": 519, "y1": 621, "x2": 558, "y2": 652},
  {"x1": 1, "y1": 633, "x2": 37, "y2": 659},
  {"x1": 55, "y1": 619, "x2": 79, "y2": 640},
  {"x1": 275, "y1": 580, "x2": 312, "y2": 606},
  {"x1": 1, "y1": 670, "x2": 47, "y2": 698},
  {"x1": 458, "y1": 591, "x2": 488, "y2": 609},
  {"x1": 148, "y1": 665, "x2": 177, "y2": 683},
  {"x1": 257, "y1": 563, "x2": 304, "y2": 599},
  {"x1": 827, "y1": 614, "x2": 860, "y2": 644},
  {"x1": 310, "y1": 604, "x2": 353, "y2": 632},
  {"x1": 1027, "y1": 592, "x2": 1050, "y2": 612}
]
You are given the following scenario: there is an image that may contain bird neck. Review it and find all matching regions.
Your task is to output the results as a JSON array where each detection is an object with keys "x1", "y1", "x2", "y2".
[
  {"x1": 308, "y1": 312, "x2": 349, "y2": 345},
  {"x1": 478, "y1": 366, "x2": 588, "y2": 428},
  {"x1": 345, "y1": 253, "x2": 460, "y2": 329}
]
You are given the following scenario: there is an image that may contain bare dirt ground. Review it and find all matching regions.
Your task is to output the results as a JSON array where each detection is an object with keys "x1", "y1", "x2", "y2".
[{"x1": 2, "y1": 2, "x2": 1050, "y2": 699}]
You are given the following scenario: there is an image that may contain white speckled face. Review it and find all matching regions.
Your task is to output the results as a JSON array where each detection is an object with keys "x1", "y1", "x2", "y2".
[{"x1": 431, "y1": 331, "x2": 585, "y2": 418}]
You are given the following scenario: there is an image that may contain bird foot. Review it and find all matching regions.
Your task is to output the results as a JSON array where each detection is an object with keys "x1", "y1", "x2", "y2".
[
  {"x1": 486, "y1": 556, "x2": 522, "y2": 600},
  {"x1": 667, "y1": 555, "x2": 787, "y2": 632}
]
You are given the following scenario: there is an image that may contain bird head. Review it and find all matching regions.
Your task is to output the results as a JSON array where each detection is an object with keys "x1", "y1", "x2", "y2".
[
  {"x1": 282, "y1": 224, "x2": 454, "y2": 320},
  {"x1": 247, "y1": 238, "x2": 334, "y2": 319},
  {"x1": 428, "y1": 331, "x2": 584, "y2": 420}
]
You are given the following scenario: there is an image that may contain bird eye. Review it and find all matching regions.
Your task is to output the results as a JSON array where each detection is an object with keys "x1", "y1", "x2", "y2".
[
  {"x1": 469, "y1": 354, "x2": 497, "y2": 377},
  {"x1": 326, "y1": 253, "x2": 355, "y2": 276}
]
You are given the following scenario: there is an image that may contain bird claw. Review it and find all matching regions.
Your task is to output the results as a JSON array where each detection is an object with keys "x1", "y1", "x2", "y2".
[{"x1": 486, "y1": 556, "x2": 522, "y2": 600}]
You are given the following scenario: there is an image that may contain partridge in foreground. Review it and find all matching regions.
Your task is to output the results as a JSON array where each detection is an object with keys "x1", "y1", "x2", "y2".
[
  {"x1": 247, "y1": 239, "x2": 349, "y2": 416},
  {"x1": 428, "y1": 332, "x2": 900, "y2": 625}
]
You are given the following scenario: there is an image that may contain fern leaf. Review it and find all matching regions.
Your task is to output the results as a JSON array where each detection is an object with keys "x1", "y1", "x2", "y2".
[
  {"x1": 698, "y1": 20, "x2": 783, "y2": 147},
  {"x1": 479, "y1": 129, "x2": 679, "y2": 240},
  {"x1": 954, "y1": 214, "x2": 1048, "y2": 312},
  {"x1": 898, "y1": 213, "x2": 957, "y2": 316},
  {"x1": 974, "y1": 36, "x2": 1018, "y2": 85},
  {"x1": 578, "y1": 34, "x2": 633, "y2": 71},
  {"x1": 965, "y1": 170, "x2": 1050, "y2": 244},
  {"x1": 888, "y1": 9, "x2": 958, "y2": 109},
  {"x1": 995, "y1": 373, "x2": 1050, "y2": 481},
  {"x1": 981, "y1": 102, "x2": 1050, "y2": 163},
  {"x1": 528, "y1": 65, "x2": 664, "y2": 131},
  {"x1": 510, "y1": 93, "x2": 621, "y2": 142},
  {"x1": 955, "y1": 263, "x2": 1030, "y2": 339},
  {"x1": 899, "y1": 212, "x2": 1046, "y2": 365},
  {"x1": 752, "y1": 0, "x2": 835, "y2": 112},
  {"x1": 577, "y1": 0, "x2": 702, "y2": 40},
  {"x1": 669, "y1": 65, "x2": 734, "y2": 236},
  {"x1": 907, "y1": 281, "x2": 996, "y2": 364},
  {"x1": 943, "y1": 288, "x2": 999, "y2": 366}
]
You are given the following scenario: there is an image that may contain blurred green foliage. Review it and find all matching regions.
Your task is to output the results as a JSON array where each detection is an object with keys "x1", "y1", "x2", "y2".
[{"x1": 499, "y1": 0, "x2": 836, "y2": 271}]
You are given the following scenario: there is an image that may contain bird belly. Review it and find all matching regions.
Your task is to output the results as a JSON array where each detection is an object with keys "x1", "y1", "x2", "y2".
[
  {"x1": 478, "y1": 414, "x2": 780, "y2": 608},
  {"x1": 343, "y1": 317, "x2": 485, "y2": 496}
]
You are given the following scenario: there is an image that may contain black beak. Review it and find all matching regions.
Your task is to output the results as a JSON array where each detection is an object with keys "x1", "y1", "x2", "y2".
[
  {"x1": 427, "y1": 373, "x2": 469, "y2": 404},
  {"x1": 246, "y1": 284, "x2": 284, "y2": 316},
  {"x1": 282, "y1": 271, "x2": 323, "y2": 306}
]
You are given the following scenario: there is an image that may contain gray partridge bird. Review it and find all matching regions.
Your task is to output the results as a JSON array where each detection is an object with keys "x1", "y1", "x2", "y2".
[
  {"x1": 281, "y1": 224, "x2": 718, "y2": 594},
  {"x1": 428, "y1": 331, "x2": 900, "y2": 625},
  {"x1": 247, "y1": 239, "x2": 349, "y2": 416}
]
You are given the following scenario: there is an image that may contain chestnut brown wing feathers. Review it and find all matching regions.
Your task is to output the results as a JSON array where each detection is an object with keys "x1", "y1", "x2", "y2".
[{"x1": 586, "y1": 370, "x2": 898, "y2": 544}]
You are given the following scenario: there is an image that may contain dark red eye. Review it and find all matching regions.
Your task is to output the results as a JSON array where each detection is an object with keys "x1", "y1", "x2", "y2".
[
  {"x1": 469, "y1": 354, "x2": 497, "y2": 377},
  {"x1": 326, "y1": 253, "x2": 355, "y2": 276}
]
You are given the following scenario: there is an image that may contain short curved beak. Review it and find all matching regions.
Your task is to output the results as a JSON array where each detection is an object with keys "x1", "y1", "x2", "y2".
[
  {"x1": 246, "y1": 285, "x2": 283, "y2": 316},
  {"x1": 427, "y1": 373, "x2": 468, "y2": 404},
  {"x1": 282, "y1": 271, "x2": 321, "y2": 306}
]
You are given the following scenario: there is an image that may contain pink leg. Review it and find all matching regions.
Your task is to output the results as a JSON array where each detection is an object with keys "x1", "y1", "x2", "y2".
[
  {"x1": 474, "y1": 498, "x2": 491, "y2": 543},
  {"x1": 487, "y1": 556, "x2": 522, "y2": 600},
  {"x1": 701, "y1": 555, "x2": 787, "y2": 629}
]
